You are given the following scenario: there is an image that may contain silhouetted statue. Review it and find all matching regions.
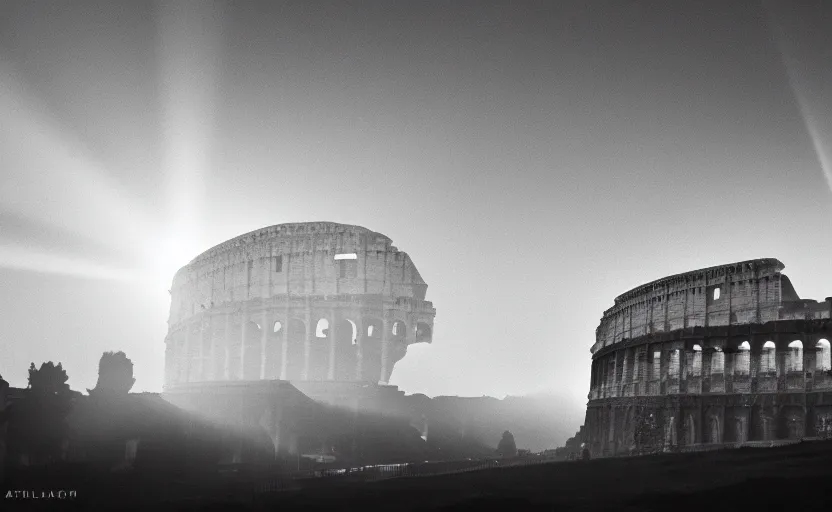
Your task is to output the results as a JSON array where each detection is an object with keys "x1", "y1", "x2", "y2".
[
  {"x1": 87, "y1": 351, "x2": 135, "y2": 397},
  {"x1": 496, "y1": 430, "x2": 517, "y2": 458}
]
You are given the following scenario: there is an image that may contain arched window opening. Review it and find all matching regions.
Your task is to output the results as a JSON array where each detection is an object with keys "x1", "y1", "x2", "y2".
[
  {"x1": 787, "y1": 340, "x2": 803, "y2": 372},
  {"x1": 415, "y1": 322, "x2": 432, "y2": 341},
  {"x1": 761, "y1": 341, "x2": 776, "y2": 373},
  {"x1": 392, "y1": 321, "x2": 406, "y2": 341},
  {"x1": 345, "y1": 319, "x2": 358, "y2": 345},
  {"x1": 713, "y1": 287, "x2": 721, "y2": 301},
  {"x1": 273, "y1": 321, "x2": 283, "y2": 334},
  {"x1": 735, "y1": 342, "x2": 751, "y2": 376},
  {"x1": 816, "y1": 339, "x2": 831, "y2": 371},
  {"x1": 669, "y1": 350, "x2": 680, "y2": 379},
  {"x1": 367, "y1": 325, "x2": 374, "y2": 337},
  {"x1": 316, "y1": 319, "x2": 330, "y2": 339},
  {"x1": 691, "y1": 344, "x2": 702, "y2": 376},
  {"x1": 652, "y1": 351, "x2": 661, "y2": 380},
  {"x1": 711, "y1": 348, "x2": 724, "y2": 375}
]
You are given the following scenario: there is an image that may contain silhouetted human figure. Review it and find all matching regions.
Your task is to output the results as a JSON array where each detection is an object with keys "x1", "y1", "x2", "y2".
[{"x1": 581, "y1": 447, "x2": 590, "y2": 460}]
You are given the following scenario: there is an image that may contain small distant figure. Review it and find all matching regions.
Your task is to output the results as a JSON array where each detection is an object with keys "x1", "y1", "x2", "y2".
[{"x1": 581, "y1": 447, "x2": 590, "y2": 461}]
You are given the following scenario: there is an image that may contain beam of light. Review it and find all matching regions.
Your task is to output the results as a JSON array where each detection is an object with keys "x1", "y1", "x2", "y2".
[
  {"x1": 0, "y1": 242, "x2": 141, "y2": 283},
  {"x1": 763, "y1": 0, "x2": 832, "y2": 196},
  {"x1": 154, "y1": 0, "x2": 224, "y2": 282},
  {"x1": 0, "y1": 61, "x2": 158, "y2": 256}
]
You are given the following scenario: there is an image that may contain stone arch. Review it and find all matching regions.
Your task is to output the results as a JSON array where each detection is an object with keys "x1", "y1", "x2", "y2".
[
  {"x1": 212, "y1": 322, "x2": 227, "y2": 381},
  {"x1": 735, "y1": 341, "x2": 751, "y2": 376},
  {"x1": 200, "y1": 324, "x2": 213, "y2": 381},
  {"x1": 361, "y1": 317, "x2": 383, "y2": 382},
  {"x1": 227, "y1": 320, "x2": 243, "y2": 380},
  {"x1": 685, "y1": 413, "x2": 697, "y2": 445},
  {"x1": 265, "y1": 320, "x2": 283, "y2": 379},
  {"x1": 710, "y1": 347, "x2": 725, "y2": 375},
  {"x1": 816, "y1": 339, "x2": 831, "y2": 371},
  {"x1": 761, "y1": 341, "x2": 776, "y2": 374},
  {"x1": 391, "y1": 320, "x2": 407, "y2": 341},
  {"x1": 242, "y1": 320, "x2": 262, "y2": 380},
  {"x1": 778, "y1": 406, "x2": 805, "y2": 440},
  {"x1": 668, "y1": 349, "x2": 681, "y2": 379},
  {"x1": 334, "y1": 318, "x2": 359, "y2": 381},
  {"x1": 309, "y1": 318, "x2": 331, "y2": 381},
  {"x1": 285, "y1": 319, "x2": 306, "y2": 380},
  {"x1": 709, "y1": 416, "x2": 721, "y2": 444},
  {"x1": 787, "y1": 340, "x2": 803, "y2": 372},
  {"x1": 315, "y1": 318, "x2": 330, "y2": 338},
  {"x1": 690, "y1": 344, "x2": 702, "y2": 376},
  {"x1": 415, "y1": 322, "x2": 432, "y2": 342},
  {"x1": 812, "y1": 406, "x2": 832, "y2": 438}
]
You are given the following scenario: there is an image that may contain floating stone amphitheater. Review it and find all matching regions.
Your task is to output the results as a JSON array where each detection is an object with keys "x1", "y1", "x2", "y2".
[
  {"x1": 163, "y1": 222, "x2": 436, "y2": 390},
  {"x1": 585, "y1": 258, "x2": 832, "y2": 457}
]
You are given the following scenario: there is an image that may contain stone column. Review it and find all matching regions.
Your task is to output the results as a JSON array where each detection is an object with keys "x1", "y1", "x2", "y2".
[
  {"x1": 750, "y1": 341, "x2": 761, "y2": 393},
  {"x1": 198, "y1": 317, "x2": 207, "y2": 381},
  {"x1": 260, "y1": 308, "x2": 268, "y2": 380},
  {"x1": 281, "y1": 299, "x2": 290, "y2": 380},
  {"x1": 183, "y1": 321, "x2": 191, "y2": 383},
  {"x1": 209, "y1": 316, "x2": 218, "y2": 381},
  {"x1": 355, "y1": 318, "x2": 364, "y2": 381},
  {"x1": 380, "y1": 315, "x2": 391, "y2": 384},
  {"x1": 224, "y1": 313, "x2": 231, "y2": 380},
  {"x1": 280, "y1": 315, "x2": 289, "y2": 380},
  {"x1": 240, "y1": 308, "x2": 248, "y2": 379},
  {"x1": 328, "y1": 310, "x2": 337, "y2": 381},
  {"x1": 302, "y1": 300, "x2": 312, "y2": 380}
]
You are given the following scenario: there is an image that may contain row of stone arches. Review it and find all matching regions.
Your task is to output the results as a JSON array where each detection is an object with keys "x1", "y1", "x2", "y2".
[
  {"x1": 169, "y1": 316, "x2": 432, "y2": 385},
  {"x1": 594, "y1": 403, "x2": 832, "y2": 456}
]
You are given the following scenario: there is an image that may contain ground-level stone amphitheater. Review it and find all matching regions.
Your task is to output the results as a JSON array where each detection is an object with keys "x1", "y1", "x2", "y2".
[
  {"x1": 163, "y1": 222, "x2": 436, "y2": 390},
  {"x1": 584, "y1": 258, "x2": 832, "y2": 457}
]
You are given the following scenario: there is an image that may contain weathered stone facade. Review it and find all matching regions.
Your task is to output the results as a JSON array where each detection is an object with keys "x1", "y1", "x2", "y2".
[
  {"x1": 164, "y1": 222, "x2": 436, "y2": 389},
  {"x1": 585, "y1": 259, "x2": 832, "y2": 457}
]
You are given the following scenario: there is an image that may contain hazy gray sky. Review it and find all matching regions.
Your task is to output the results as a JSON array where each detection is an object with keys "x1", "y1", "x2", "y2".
[{"x1": 1, "y1": 1, "x2": 830, "y2": 414}]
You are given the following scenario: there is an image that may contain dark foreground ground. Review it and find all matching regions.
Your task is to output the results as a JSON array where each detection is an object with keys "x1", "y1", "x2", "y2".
[
  {"x1": 7, "y1": 441, "x2": 832, "y2": 511},
  {"x1": 255, "y1": 441, "x2": 832, "y2": 511}
]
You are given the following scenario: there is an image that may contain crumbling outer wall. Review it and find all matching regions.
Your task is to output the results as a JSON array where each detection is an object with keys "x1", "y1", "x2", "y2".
[
  {"x1": 593, "y1": 259, "x2": 793, "y2": 352},
  {"x1": 163, "y1": 223, "x2": 436, "y2": 389},
  {"x1": 586, "y1": 258, "x2": 832, "y2": 457},
  {"x1": 169, "y1": 222, "x2": 429, "y2": 324}
]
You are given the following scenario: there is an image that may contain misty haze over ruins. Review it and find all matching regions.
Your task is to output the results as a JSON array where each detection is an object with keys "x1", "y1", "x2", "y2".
[{"x1": 1, "y1": 0, "x2": 832, "y2": 509}]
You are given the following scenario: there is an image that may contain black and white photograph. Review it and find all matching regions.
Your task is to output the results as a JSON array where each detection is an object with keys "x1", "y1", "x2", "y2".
[{"x1": 1, "y1": 1, "x2": 831, "y2": 510}]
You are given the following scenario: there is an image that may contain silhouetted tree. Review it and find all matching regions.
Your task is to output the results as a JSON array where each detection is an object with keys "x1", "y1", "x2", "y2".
[
  {"x1": 496, "y1": 430, "x2": 517, "y2": 458},
  {"x1": 7, "y1": 362, "x2": 74, "y2": 466},
  {"x1": 87, "y1": 351, "x2": 135, "y2": 397},
  {"x1": 27, "y1": 361, "x2": 70, "y2": 395}
]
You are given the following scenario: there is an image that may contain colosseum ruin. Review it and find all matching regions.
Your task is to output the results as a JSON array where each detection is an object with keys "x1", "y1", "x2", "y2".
[
  {"x1": 163, "y1": 222, "x2": 435, "y2": 396},
  {"x1": 584, "y1": 258, "x2": 832, "y2": 457}
]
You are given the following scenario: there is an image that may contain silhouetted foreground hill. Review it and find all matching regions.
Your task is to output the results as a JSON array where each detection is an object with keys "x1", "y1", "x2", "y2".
[
  {"x1": 6, "y1": 437, "x2": 832, "y2": 510},
  {"x1": 256, "y1": 440, "x2": 832, "y2": 511}
]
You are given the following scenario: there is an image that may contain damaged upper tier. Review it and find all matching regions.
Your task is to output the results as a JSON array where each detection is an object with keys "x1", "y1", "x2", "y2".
[
  {"x1": 169, "y1": 222, "x2": 433, "y2": 325},
  {"x1": 592, "y1": 258, "x2": 832, "y2": 354}
]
